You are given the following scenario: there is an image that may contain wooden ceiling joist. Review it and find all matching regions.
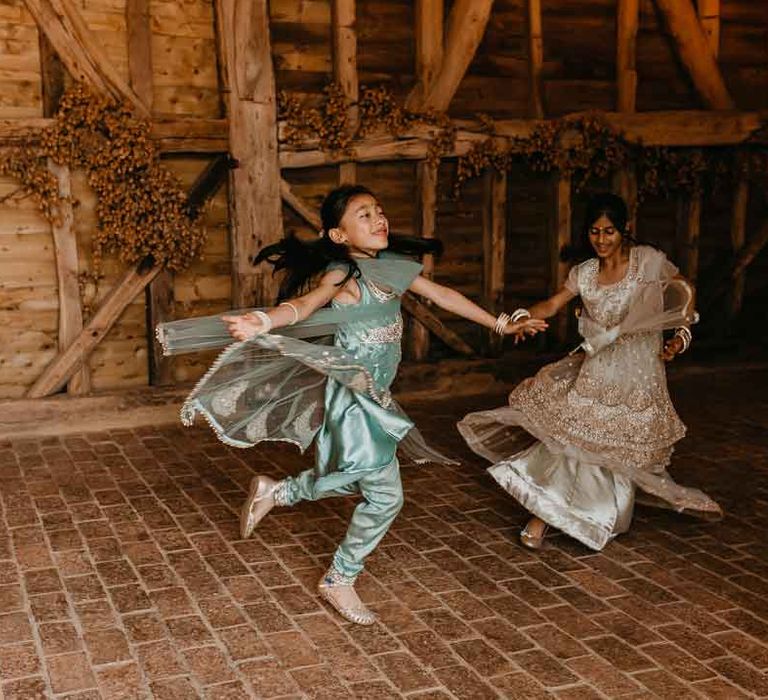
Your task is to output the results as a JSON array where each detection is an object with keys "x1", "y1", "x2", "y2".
[
  {"x1": 24, "y1": 0, "x2": 150, "y2": 117},
  {"x1": 653, "y1": 0, "x2": 734, "y2": 110}
]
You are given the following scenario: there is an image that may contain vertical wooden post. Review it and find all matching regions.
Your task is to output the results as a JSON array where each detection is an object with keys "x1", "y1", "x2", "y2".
[
  {"x1": 614, "y1": 0, "x2": 639, "y2": 228},
  {"x1": 551, "y1": 175, "x2": 571, "y2": 343},
  {"x1": 48, "y1": 161, "x2": 90, "y2": 395},
  {"x1": 482, "y1": 169, "x2": 507, "y2": 355},
  {"x1": 332, "y1": 0, "x2": 358, "y2": 185},
  {"x1": 527, "y1": 0, "x2": 544, "y2": 119},
  {"x1": 729, "y1": 175, "x2": 749, "y2": 318},
  {"x1": 215, "y1": 0, "x2": 284, "y2": 307},
  {"x1": 677, "y1": 2, "x2": 720, "y2": 285},
  {"x1": 408, "y1": 0, "x2": 444, "y2": 361},
  {"x1": 409, "y1": 162, "x2": 439, "y2": 360}
]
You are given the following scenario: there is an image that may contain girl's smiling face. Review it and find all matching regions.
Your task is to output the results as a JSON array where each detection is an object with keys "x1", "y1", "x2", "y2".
[
  {"x1": 588, "y1": 214, "x2": 624, "y2": 260},
  {"x1": 329, "y1": 194, "x2": 389, "y2": 256}
]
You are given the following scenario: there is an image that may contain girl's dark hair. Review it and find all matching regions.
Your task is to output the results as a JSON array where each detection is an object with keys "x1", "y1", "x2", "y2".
[
  {"x1": 561, "y1": 192, "x2": 636, "y2": 262},
  {"x1": 254, "y1": 184, "x2": 443, "y2": 301}
]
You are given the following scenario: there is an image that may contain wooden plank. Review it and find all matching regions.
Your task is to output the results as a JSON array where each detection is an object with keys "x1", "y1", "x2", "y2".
[
  {"x1": 676, "y1": 191, "x2": 701, "y2": 284},
  {"x1": 401, "y1": 293, "x2": 474, "y2": 357},
  {"x1": 214, "y1": 0, "x2": 283, "y2": 308},
  {"x1": 698, "y1": 0, "x2": 720, "y2": 54},
  {"x1": 331, "y1": 0, "x2": 357, "y2": 185},
  {"x1": 125, "y1": 0, "x2": 153, "y2": 111},
  {"x1": 482, "y1": 168, "x2": 507, "y2": 355},
  {"x1": 729, "y1": 176, "x2": 748, "y2": 317},
  {"x1": 653, "y1": 0, "x2": 734, "y2": 109},
  {"x1": 406, "y1": 0, "x2": 494, "y2": 112},
  {"x1": 551, "y1": 174, "x2": 571, "y2": 343},
  {"x1": 616, "y1": 0, "x2": 639, "y2": 114},
  {"x1": 48, "y1": 161, "x2": 89, "y2": 394},
  {"x1": 23, "y1": 0, "x2": 150, "y2": 116},
  {"x1": 527, "y1": 0, "x2": 544, "y2": 118}
]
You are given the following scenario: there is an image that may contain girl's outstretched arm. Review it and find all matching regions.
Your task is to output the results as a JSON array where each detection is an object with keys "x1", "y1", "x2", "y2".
[
  {"x1": 408, "y1": 276, "x2": 548, "y2": 337},
  {"x1": 223, "y1": 269, "x2": 349, "y2": 340}
]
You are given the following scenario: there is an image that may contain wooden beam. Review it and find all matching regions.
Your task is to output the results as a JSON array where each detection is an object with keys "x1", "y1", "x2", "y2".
[
  {"x1": 401, "y1": 293, "x2": 475, "y2": 356},
  {"x1": 527, "y1": 0, "x2": 544, "y2": 118},
  {"x1": 698, "y1": 0, "x2": 720, "y2": 54},
  {"x1": 653, "y1": 0, "x2": 734, "y2": 110},
  {"x1": 408, "y1": 0, "x2": 443, "y2": 362},
  {"x1": 48, "y1": 160, "x2": 90, "y2": 395},
  {"x1": 551, "y1": 174, "x2": 571, "y2": 343},
  {"x1": 482, "y1": 168, "x2": 507, "y2": 355},
  {"x1": 679, "y1": 190, "x2": 701, "y2": 284},
  {"x1": 23, "y1": 0, "x2": 149, "y2": 116},
  {"x1": 214, "y1": 0, "x2": 283, "y2": 308},
  {"x1": 331, "y1": 0, "x2": 358, "y2": 185},
  {"x1": 729, "y1": 176, "x2": 749, "y2": 318},
  {"x1": 616, "y1": 0, "x2": 639, "y2": 114},
  {"x1": 28, "y1": 261, "x2": 162, "y2": 398},
  {"x1": 126, "y1": 0, "x2": 154, "y2": 112},
  {"x1": 280, "y1": 178, "x2": 322, "y2": 230},
  {"x1": 406, "y1": 0, "x2": 494, "y2": 112}
]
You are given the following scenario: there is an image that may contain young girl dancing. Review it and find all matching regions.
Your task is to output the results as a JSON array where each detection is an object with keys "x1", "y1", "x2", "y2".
[
  {"x1": 458, "y1": 193, "x2": 721, "y2": 552},
  {"x1": 169, "y1": 184, "x2": 546, "y2": 625}
]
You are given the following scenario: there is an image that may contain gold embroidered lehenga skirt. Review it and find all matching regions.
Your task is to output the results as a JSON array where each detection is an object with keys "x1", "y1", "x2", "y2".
[{"x1": 458, "y1": 331, "x2": 722, "y2": 550}]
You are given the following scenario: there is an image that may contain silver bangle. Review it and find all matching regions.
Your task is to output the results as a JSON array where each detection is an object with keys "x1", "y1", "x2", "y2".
[
  {"x1": 493, "y1": 312, "x2": 511, "y2": 336},
  {"x1": 510, "y1": 308, "x2": 531, "y2": 323},
  {"x1": 279, "y1": 301, "x2": 299, "y2": 326},
  {"x1": 674, "y1": 327, "x2": 691, "y2": 353},
  {"x1": 251, "y1": 310, "x2": 272, "y2": 335}
]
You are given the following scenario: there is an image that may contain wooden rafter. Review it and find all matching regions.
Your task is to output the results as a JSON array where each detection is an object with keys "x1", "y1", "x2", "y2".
[
  {"x1": 23, "y1": 0, "x2": 149, "y2": 117},
  {"x1": 697, "y1": 0, "x2": 720, "y2": 54},
  {"x1": 616, "y1": 0, "x2": 639, "y2": 114},
  {"x1": 280, "y1": 178, "x2": 322, "y2": 230},
  {"x1": 406, "y1": 0, "x2": 494, "y2": 112},
  {"x1": 527, "y1": 0, "x2": 544, "y2": 119},
  {"x1": 653, "y1": 0, "x2": 734, "y2": 110},
  {"x1": 214, "y1": 0, "x2": 283, "y2": 308}
]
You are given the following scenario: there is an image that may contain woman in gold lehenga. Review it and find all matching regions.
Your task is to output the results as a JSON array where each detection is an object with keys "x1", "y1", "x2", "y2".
[{"x1": 458, "y1": 193, "x2": 722, "y2": 551}]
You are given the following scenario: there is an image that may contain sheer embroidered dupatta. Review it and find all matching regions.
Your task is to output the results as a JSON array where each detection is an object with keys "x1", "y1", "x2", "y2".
[{"x1": 161, "y1": 254, "x2": 456, "y2": 465}]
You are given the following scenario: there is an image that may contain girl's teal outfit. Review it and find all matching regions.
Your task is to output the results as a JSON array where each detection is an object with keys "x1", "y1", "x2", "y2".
[{"x1": 159, "y1": 253, "x2": 453, "y2": 579}]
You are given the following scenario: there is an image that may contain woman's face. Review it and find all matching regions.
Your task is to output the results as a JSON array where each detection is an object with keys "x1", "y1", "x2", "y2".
[
  {"x1": 330, "y1": 193, "x2": 390, "y2": 256},
  {"x1": 588, "y1": 214, "x2": 624, "y2": 259}
]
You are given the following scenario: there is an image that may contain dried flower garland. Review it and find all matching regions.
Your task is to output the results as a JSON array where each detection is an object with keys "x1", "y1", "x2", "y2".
[{"x1": 0, "y1": 83, "x2": 204, "y2": 275}]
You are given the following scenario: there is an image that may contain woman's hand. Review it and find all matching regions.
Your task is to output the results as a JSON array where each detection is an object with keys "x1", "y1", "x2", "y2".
[
  {"x1": 661, "y1": 335, "x2": 684, "y2": 362},
  {"x1": 222, "y1": 313, "x2": 269, "y2": 341},
  {"x1": 506, "y1": 318, "x2": 548, "y2": 344}
]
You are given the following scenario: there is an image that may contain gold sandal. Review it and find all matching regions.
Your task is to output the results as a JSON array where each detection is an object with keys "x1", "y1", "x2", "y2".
[
  {"x1": 239, "y1": 475, "x2": 280, "y2": 539},
  {"x1": 317, "y1": 569, "x2": 376, "y2": 626},
  {"x1": 520, "y1": 520, "x2": 549, "y2": 550}
]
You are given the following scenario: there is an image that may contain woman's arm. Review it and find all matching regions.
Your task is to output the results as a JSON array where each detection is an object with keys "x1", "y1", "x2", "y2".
[
  {"x1": 661, "y1": 273, "x2": 696, "y2": 361},
  {"x1": 408, "y1": 276, "x2": 548, "y2": 336},
  {"x1": 526, "y1": 287, "x2": 577, "y2": 320},
  {"x1": 223, "y1": 269, "x2": 348, "y2": 340}
]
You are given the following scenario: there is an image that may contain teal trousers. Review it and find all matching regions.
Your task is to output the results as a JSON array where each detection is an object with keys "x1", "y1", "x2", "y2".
[{"x1": 281, "y1": 460, "x2": 403, "y2": 578}]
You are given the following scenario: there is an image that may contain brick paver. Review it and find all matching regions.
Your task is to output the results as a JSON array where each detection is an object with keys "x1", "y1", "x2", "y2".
[{"x1": 0, "y1": 367, "x2": 767, "y2": 698}]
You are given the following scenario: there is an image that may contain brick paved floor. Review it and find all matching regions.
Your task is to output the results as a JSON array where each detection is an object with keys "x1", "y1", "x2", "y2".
[{"x1": 1, "y1": 367, "x2": 767, "y2": 699}]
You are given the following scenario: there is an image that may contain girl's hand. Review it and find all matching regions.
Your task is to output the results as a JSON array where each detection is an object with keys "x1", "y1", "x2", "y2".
[
  {"x1": 222, "y1": 313, "x2": 268, "y2": 341},
  {"x1": 506, "y1": 318, "x2": 548, "y2": 344},
  {"x1": 661, "y1": 335, "x2": 684, "y2": 362}
]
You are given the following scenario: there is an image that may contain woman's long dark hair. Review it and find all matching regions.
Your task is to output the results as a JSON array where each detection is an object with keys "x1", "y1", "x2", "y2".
[
  {"x1": 254, "y1": 184, "x2": 442, "y2": 301},
  {"x1": 561, "y1": 192, "x2": 637, "y2": 263}
]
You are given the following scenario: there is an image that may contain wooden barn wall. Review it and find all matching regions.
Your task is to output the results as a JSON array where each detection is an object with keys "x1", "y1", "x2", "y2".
[{"x1": 0, "y1": 0, "x2": 766, "y2": 397}]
